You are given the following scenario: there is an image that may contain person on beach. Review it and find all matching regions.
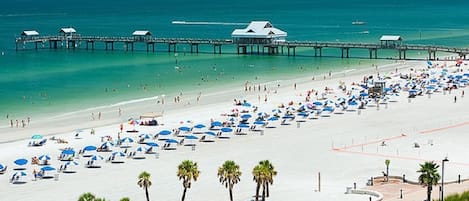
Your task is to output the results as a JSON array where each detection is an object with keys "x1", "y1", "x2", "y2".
[
  {"x1": 98, "y1": 112, "x2": 101, "y2": 120},
  {"x1": 10, "y1": 120, "x2": 13, "y2": 128},
  {"x1": 118, "y1": 108, "x2": 122, "y2": 117},
  {"x1": 454, "y1": 96, "x2": 457, "y2": 103}
]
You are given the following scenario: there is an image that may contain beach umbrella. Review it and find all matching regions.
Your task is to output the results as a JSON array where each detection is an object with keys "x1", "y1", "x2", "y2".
[
  {"x1": 297, "y1": 112, "x2": 309, "y2": 117},
  {"x1": 242, "y1": 102, "x2": 251, "y2": 107},
  {"x1": 257, "y1": 112, "x2": 268, "y2": 117},
  {"x1": 135, "y1": 146, "x2": 146, "y2": 152},
  {"x1": 12, "y1": 171, "x2": 27, "y2": 177},
  {"x1": 267, "y1": 116, "x2": 279, "y2": 121},
  {"x1": 211, "y1": 121, "x2": 222, "y2": 127},
  {"x1": 83, "y1": 145, "x2": 97, "y2": 151},
  {"x1": 14, "y1": 158, "x2": 28, "y2": 166},
  {"x1": 179, "y1": 126, "x2": 191, "y2": 132},
  {"x1": 313, "y1": 101, "x2": 323, "y2": 106},
  {"x1": 121, "y1": 137, "x2": 134, "y2": 143},
  {"x1": 238, "y1": 123, "x2": 250, "y2": 128},
  {"x1": 204, "y1": 131, "x2": 216, "y2": 136},
  {"x1": 426, "y1": 86, "x2": 435, "y2": 90},
  {"x1": 64, "y1": 161, "x2": 79, "y2": 166},
  {"x1": 323, "y1": 107, "x2": 335, "y2": 112},
  {"x1": 185, "y1": 135, "x2": 199, "y2": 140},
  {"x1": 139, "y1": 134, "x2": 152, "y2": 139},
  {"x1": 272, "y1": 108, "x2": 282, "y2": 113},
  {"x1": 31, "y1": 134, "x2": 43, "y2": 139},
  {"x1": 348, "y1": 101, "x2": 358, "y2": 106},
  {"x1": 90, "y1": 155, "x2": 104, "y2": 161},
  {"x1": 112, "y1": 152, "x2": 126, "y2": 157},
  {"x1": 146, "y1": 142, "x2": 159, "y2": 147},
  {"x1": 38, "y1": 154, "x2": 51, "y2": 161},
  {"x1": 40, "y1": 166, "x2": 56, "y2": 172},
  {"x1": 165, "y1": 139, "x2": 179, "y2": 144},
  {"x1": 282, "y1": 115, "x2": 295, "y2": 119},
  {"x1": 61, "y1": 149, "x2": 75, "y2": 155},
  {"x1": 359, "y1": 92, "x2": 368, "y2": 97},
  {"x1": 221, "y1": 127, "x2": 233, "y2": 132},
  {"x1": 100, "y1": 141, "x2": 114, "y2": 148},
  {"x1": 158, "y1": 130, "x2": 172, "y2": 135},
  {"x1": 240, "y1": 114, "x2": 252, "y2": 119},
  {"x1": 253, "y1": 121, "x2": 265, "y2": 125},
  {"x1": 0, "y1": 163, "x2": 4, "y2": 170},
  {"x1": 193, "y1": 124, "x2": 206, "y2": 129}
]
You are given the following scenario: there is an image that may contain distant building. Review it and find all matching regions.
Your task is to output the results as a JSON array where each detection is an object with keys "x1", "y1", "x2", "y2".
[
  {"x1": 380, "y1": 35, "x2": 402, "y2": 48},
  {"x1": 21, "y1": 30, "x2": 39, "y2": 39},
  {"x1": 231, "y1": 21, "x2": 287, "y2": 44},
  {"x1": 59, "y1": 27, "x2": 77, "y2": 39},
  {"x1": 132, "y1": 30, "x2": 152, "y2": 41}
]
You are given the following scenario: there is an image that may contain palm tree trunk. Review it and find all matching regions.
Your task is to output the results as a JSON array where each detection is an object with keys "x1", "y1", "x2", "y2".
[
  {"x1": 255, "y1": 183, "x2": 260, "y2": 201},
  {"x1": 261, "y1": 183, "x2": 266, "y2": 201},
  {"x1": 386, "y1": 165, "x2": 389, "y2": 182},
  {"x1": 266, "y1": 183, "x2": 270, "y2": 197},
  {"x1": 182, "y1": 187, "x2": 187, "y2": 201},
  {"x1": 145, "y1": 187, "x2": 150, "y2": 201},
  {"x1": 229, "y1": 187, "x2": 233, "y2": 201},
  {"x1": 426, "y1": 184, "x2": 432, "y2": 201}
]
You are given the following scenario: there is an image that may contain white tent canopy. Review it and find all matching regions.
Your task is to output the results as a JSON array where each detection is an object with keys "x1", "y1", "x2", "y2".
[
  {"x1": 59, "y1": 28, "x2": 77, "y2": 34},
  {"x1": 380, "y1": 35, "x2": 402, "y2": 41}
]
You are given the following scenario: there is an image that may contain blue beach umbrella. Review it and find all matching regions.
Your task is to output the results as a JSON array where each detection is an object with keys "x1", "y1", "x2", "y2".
[
  {"x1": 112, "y1": 152, "x2": 126, "y2": 157},
  {"x1": 193, "y1": 124, "x2": 206, "y2": 129},
  {"x1": 179, "y1": 126, "x2": 191, "y2": 132},
  {"x1": 100, "y1": 141, "x2": 114, "y2": 148},
  {"x1": 185, "y1": 135, "x2": 199, "y2": 140},
  {"x1": 221, "y1": 127, "x2": 233, "y2": 132},
  {"x1": 205, "y1": 131, "x2": 216, "y2": 136},
  {"x1": 12, "y1": 171, "x2": 27, "y2": 177},
  {"x1": 0, "y1": 163, "x2": 4, "y2": 170},
  {"x1": 83, "y1": 145, "x2": 97, "y2": 151},
  {"x1": 121, "y1": 137, "x2": 134, "y2": 143},
  {"x1": 257, "y1": 112, "x2": 268, "y2": 117},
  {"x1": 158, "y1": 130, "x2": 172, "y2": 135},
  {"x1": 14, "y1": 158, "x2": 28, "y2": 166},
  {"x1": 272, "y1": 108, "x2": 282, "y2": 113},
  {"x1": 348, "y1": 101, "x2": 358, "y2": 106},
  {"x1": 238, "y1": 123, "x2": 250, "y2": 128},
  {"x1": 146, "y1": 142, "x2": 159, "y2": 147},
  {"x1": 135, "y1": 146, "x2": 146, "y2": 152},
  {"x1": 282, "y1": 115, "x2": 295, "y2": 119},
  {"x1": 323, "y1": 107, "x2": 334, "y2": 112},
  {"x1": 313, "y1": 101, "x2": 323, "y2": 106},
  {"x1": 242, "y1": 102, "x2": 251, "y2": 107},
  {"x1": 139, "y1": 134, "x2": 152, "y2": 139},
  {"x1": 31, "y1": 134, "x2": 43, "y2": 139},
  {"x1": 64, "y1": 161, "x2": 79, "y2": 166},
  {"x1": 165, "y1": 139, "x2": 179, "y2": 144},
  {"x1": 241, "y1": 114, "x2": 252, "y2": 119},
  {"x1": 359, "y1": 92, "x2": 369, "y2": 97},
  {"x1": 91, "y1": 155, "x2": 104, "y2": 161},
  {"x1": 38, "y1": 154, "x2": 51, "y2": 161},
  {"x1": 297, "y1": 112, "x2": 309, "y2": 117},
  {"x1": 61, "y1": 149, "x2": 75, "y2": 155},
  {"x1": 267, "y1": 116, "x2": 279, "y2": 121},
  {"x1": 211, "y1": 121, "x2": 222, "y2": 127},
  {"x1": 40, "y1": 166, "x2": 56, "y2": 172},
  {"x1": 253, "y1": 121, "x2": 265, "y2": 125}
]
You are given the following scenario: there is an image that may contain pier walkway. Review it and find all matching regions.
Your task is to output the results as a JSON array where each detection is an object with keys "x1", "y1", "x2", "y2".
[{"x1": 16, "y1": 35, "x2": 469, "y2": 60}]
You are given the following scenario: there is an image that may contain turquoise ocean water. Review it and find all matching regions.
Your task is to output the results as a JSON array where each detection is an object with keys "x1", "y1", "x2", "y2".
[{"x1": 1, "y1": 0, "x2": 469, "y2": 118}]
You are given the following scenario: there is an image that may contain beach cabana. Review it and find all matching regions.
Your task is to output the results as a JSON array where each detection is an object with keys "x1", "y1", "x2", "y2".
[
  {"x1": 132, "y1": 30, "x2": 152, "y2": 41},
  {"x1": 380, "y1": 35, "x2": 402, "y2": 48},
  {"x1": 232, "y1": 21, "x2": 287, "y2": 44}
]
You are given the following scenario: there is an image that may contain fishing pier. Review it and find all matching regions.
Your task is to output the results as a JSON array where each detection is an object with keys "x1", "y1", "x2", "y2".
[{"x1": 16, "y1": 23, "x2": 469, "y2": 60}]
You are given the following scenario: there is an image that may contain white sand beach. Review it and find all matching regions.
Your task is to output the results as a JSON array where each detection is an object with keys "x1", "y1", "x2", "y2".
[{"x1": 1, "y1": 59, "x2": 469, "y2": 201}]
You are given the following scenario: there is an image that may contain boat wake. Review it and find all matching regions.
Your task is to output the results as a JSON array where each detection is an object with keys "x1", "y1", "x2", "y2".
[{"x1": 172, "y1": 21, "x2": 247, "y2": 26}]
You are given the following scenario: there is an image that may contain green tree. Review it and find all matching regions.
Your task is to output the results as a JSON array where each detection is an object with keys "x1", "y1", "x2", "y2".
[
  {"x1": 259, "y1": 160, "x2": 277, "y2": 198},
  {"x1": 218, "y1": 160, "x2": 242, "y2": 201},
  {"x1": 119, "y1": 198, "x2": 130, "y2": 201},
  {"x1": 77, "y1": 193, "x2": 106, "y2": 201},
  {"x1": 78, "y1": 192, "x2": 96, "y2": 201},
  {"x1": 177, "y1": 160, "x2": 200, "y2": 201},
  {"x1": 417, "y1": 161, "x2": 440, "y2": 201},
  {"x1": 138, "y1": 171, "x2": 152, "y2": 201},
  {"x1": 385, "y1": 159, "x2": 390, "y2": 182},
  {"x1": 252, "y1": 164, "x2": 265, "y2": 201}
]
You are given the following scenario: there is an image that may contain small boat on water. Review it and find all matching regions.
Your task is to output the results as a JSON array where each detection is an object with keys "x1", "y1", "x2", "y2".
[{"x1": 352, "y1": 20, "x2": 367, "y2": 25}]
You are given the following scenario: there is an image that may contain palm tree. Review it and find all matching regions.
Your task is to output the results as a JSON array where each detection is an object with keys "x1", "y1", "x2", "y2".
[
  {"x1": 77, "y1": 193, "x2": 106, "y2": 201},
  {"x1": 177, "y1": 160, "x2": 200, "y2": 201},
  {"x1": 259, "y1": 160, "x2": 277, "y2": 198},
  {"x1": 252, "y1": 164, "x2": 265, "y2": 201},
  {"x1": 78, "y1": 192, "x2": 96, "y2": 201},
  {"x1": 385, "y1": 159, "x2": 390, "y2": 182},
  {"x1": 417, "y1": 161, "x2": 440, "y2": 201},
  {"x1": 218, "y1": 160, "x2": 242, "y2": 201},
  {"x1": 138, "y1": 171, "x2": 152, "y2": 201}
]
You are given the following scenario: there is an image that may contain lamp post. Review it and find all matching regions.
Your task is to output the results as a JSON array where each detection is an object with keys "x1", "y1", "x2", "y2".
[{"x1": 441, "y1": 157, "x2": 449, "y2": 201}]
